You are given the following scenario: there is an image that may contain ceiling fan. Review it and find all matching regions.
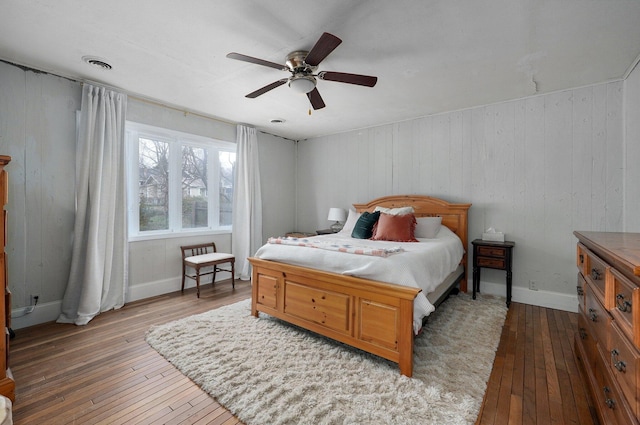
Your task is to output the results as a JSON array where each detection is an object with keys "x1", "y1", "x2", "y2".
[{"x1": 226, "y1": 32, "x2": 377, "y2": 110}]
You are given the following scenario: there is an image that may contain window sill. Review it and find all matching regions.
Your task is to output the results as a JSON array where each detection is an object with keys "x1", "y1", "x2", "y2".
[{"x1": 128, "y1": 228, "x2": 232, "y2": 243}]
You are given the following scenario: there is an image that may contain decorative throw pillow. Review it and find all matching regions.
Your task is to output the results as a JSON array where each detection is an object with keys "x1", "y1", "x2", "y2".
[
  {"x1": 338, "y1": 209, "x2": 360, "y2": 235},
  {"x1": 374, "y1": 206, "x2": 415, "y2": 216},
  {"x1": 415, "y1": 216, "x2": 443, "y2": 238},
  {"x1": 371, "y1": 213, "x2": 418, "y2": 242},
  {"x1": 351, "y1": 211, "x2": 381, "y2": 239}
]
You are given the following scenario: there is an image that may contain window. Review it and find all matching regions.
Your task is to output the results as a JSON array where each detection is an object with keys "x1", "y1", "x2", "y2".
[{"x1": 126, "y1": 122, "x2": 236, "y2": 239}]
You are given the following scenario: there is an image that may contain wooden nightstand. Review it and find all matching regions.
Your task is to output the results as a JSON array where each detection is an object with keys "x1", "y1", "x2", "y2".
[
  {"x1": 472, "y1": 239, "x2": 515, "y2": 307},
  {"x1": 315, "y1": 228, "x2": 338, "y2": 235},
  {"x1": 285, "y1": 232, "x2": 316, "y2": 238}
]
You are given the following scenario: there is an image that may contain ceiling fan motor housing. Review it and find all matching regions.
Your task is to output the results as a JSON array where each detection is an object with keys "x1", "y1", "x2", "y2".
[{"x1": 286, "y1": 50, "x2": 315, "y2": 73}]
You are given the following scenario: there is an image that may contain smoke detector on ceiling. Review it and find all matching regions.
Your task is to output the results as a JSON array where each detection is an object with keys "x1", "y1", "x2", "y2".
[{"x1": 82, "y1": 56, "x2": 112, "y2": 70}]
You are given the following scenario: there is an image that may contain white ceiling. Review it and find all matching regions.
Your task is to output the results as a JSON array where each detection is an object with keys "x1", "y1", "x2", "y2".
[{"x1": 1, "y1": 0, "x2": 640, "y2": 140}]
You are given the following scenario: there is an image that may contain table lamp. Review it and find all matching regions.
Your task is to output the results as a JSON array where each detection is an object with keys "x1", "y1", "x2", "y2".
[{"x1": 327, "y1": 208, "x2": 347, "y2": 232}]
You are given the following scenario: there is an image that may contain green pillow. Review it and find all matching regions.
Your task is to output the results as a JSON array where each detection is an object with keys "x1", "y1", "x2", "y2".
[{"x1": 351, "y1": 211, "x2": 381, "y2": 239}]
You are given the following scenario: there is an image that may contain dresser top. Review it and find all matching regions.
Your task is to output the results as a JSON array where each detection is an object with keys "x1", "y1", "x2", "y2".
[{"x1": 574, "y1": 231, "x2": 640, "y2": 277}]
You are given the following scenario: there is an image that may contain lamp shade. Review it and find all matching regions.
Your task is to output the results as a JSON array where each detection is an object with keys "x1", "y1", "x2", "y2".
[{"x1": 327, "y1": 207, "x2": 347, "y2": 222}]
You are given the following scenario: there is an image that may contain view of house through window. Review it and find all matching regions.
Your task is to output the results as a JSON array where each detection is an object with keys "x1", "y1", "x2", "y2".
[{"x1": 127, "y1": 122, "x2": 235, "y2": 238}]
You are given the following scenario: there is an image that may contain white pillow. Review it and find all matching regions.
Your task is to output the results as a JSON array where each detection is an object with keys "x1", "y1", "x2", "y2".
[
  {"x1": 415, "y1": 216, "x2": 442, "y2": 238},
  {"x1": 373, "y1": 206, "x2": 415, "y2": 216},
  {"x1": 338, "y1": 209, "x2": 361, "y2": 235}
]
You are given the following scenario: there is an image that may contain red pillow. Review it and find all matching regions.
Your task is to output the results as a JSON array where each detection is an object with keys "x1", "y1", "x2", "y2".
[{"x1": 371, "y1": 213, "x2": 418, "y2": 242}]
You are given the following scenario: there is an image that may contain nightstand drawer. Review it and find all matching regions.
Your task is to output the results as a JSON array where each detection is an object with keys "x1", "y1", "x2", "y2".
[
  {"x1": 477, "y1": 257, "x2": 506, "y2": 269},
  {"x1": 477, "y1": 246, "x2": 506, "y2": 258}
]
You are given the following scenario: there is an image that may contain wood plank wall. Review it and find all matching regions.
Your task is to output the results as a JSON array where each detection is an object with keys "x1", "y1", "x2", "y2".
[{"x1": 297, "y1": 82, "x2": 624, "y2": 303}]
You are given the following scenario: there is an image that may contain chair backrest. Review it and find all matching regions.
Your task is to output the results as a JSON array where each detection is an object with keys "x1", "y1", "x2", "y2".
[{"x1": 180, "y1": 242, "x2": 217, "y2": 259}]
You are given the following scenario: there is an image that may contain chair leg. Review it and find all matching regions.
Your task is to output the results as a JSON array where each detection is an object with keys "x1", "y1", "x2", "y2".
[
  {"x1": 231, "y1": 260, "x2": 235, "y2": 289},
  {"x1": 181, "y1": 262, "x2": 186, "y2": 293},
  {"x1": 196, "y1": 266, "x2": 201, "y2": 298},
  {"x1": 212, "y1": 267, "x2": 217, "y2": 288}
]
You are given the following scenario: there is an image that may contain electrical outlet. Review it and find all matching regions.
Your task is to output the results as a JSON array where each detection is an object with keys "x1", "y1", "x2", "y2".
[
  {"x1": 528, "y1": 280, "x2": 538, "y2": 291},
  {"x1": 31, "y1": 294, "x2": 40, "y2": 305}
]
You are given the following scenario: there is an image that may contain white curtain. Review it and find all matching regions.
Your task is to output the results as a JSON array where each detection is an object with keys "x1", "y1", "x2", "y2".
[
  {"x1": 57, "y1": 84, "x2": 128, "y2": 325},
  {"x1": 232, "y1": 125, "x2": 263, "y2": 280}
]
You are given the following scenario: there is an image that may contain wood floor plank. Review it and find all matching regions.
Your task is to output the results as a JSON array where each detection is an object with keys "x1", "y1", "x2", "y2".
[
  {"x1": 494, "y1": 306, "x2": 518, "y2": 424},
  {"x1": 9, "y1": 281, "x2": 596, "y2": 425}
]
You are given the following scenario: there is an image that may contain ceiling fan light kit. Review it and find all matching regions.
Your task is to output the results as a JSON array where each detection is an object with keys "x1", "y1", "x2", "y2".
[
  {"x1": 288, "y1": 75, "x2": 316, "y2": 93},
  {"x1": 227, "y1": 32, "x2": 377, "y2": 111}
]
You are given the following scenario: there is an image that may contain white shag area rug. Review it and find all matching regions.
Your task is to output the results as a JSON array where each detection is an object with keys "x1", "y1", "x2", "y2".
[{"x1": 146, "y1": 293, "x2": 507, "y2": 425}]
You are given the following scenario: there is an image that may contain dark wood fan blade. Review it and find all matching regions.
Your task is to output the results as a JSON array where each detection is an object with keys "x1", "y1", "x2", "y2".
[
  {"x1": 226, "y1": 52, "x2": 286, "y2": 71},
  {"x1": 318, "y1": 71, "x2": 378, "y2": 87},
  {"x1": 246, "y1": 79, "x2": 288, "y2": 98},
  {"x1": 307, "y1": 88, "x2": 326, "y2": 110},
  {"x1": 304, "y1": 33, "x2": 342, "y2": 66}
]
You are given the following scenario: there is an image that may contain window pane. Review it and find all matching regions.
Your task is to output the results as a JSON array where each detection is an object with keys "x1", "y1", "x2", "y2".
[
  {"x1": 139, "y1": 137, "x2": 169, "y2": 231},
  {"x1": 182, "y1": 145, "x2": 208, "y2": 228},
  {"x1": 219, "y1": 151, "x2": 235, "y2": 226}
]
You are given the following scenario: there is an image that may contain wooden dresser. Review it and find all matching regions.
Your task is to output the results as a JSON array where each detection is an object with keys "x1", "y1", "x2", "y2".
[
  {"x1": 0, "y1": 156, "x2": 14, "y2": 401},
  {"x1": 574, "y1": 231, "x2": 640, "y2": 425}
]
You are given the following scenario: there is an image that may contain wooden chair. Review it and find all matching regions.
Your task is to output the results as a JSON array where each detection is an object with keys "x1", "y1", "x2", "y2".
[{"x1": 180, "y1": 242, "x2": 235, "y2": 298}]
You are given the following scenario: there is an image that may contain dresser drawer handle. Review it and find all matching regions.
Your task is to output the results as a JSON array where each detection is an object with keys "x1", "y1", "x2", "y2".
[
  {"x1": 591, "y1": 268, "x2": 601, "y2": 280},
  {"x1": 579, "y1": 328, "x2": 587, "y2": 340},
  {"x1": 616, "y1": 294, "x2": 632, "y2": 313},
  {"x1": 603, "y1": 386, "x2": 616, "y2": 409},
  {"x1": 579, "y1": 254, "x2": 584, "y2": 264},
  {"x1": 576, "y1": 285, "x2": 584, "y2": 296},
  {"x1": 611, "y1": 349, "x2": 627, "y2": 372},
  {"x1": 588, "y1": 308, "x2": 598, "y2": 322}
]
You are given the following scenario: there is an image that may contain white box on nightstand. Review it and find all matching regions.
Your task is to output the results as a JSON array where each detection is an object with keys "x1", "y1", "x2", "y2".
[{"x1": 482, "y1": 232, "x2": 505, "y2": 242}]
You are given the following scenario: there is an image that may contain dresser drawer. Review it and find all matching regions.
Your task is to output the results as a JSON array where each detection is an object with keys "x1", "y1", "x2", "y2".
[
  {"x1": 578, "y1": 307, "x2": 598, "y2": 370},
  {"x1": 584, "y1": 247, "x2": 609, "y2": 302},
  {"x1": 609, "y1": 321, "x2": 640, "y2": 417},
  {"x1": 595, "y1": 345, "x2": 637, "y2": 425},
  {"x1": 586, "y1": 282, "x2": 610, "y2": 347},
  {"x1": 610, "y1": 267, "x2": 640, "y2": 348},
  {"x1": 577, "y1": 243, "x2": 589, "y2": 276},
  {"x1": 577, "y1": 273, "x2": 587, "y2": 311}
]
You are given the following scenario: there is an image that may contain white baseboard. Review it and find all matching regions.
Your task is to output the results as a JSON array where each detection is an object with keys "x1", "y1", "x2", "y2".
[
  {"x1": 472, "y1": 280, "x2": 579, "y2": 313},
  {"x1": 126, "y1": 272, "x2": 232, "y2": 303},
  {"x1": 11, "y1": 300, "x2": 62, "y2": 330},
  {"x1": 126, "y1": 277, "x2": 182, "y2": 303}
]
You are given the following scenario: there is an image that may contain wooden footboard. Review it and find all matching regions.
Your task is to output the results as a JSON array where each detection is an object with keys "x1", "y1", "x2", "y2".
[{"x1": 248, "y1": 257, "x2": 421, "y2": 377}]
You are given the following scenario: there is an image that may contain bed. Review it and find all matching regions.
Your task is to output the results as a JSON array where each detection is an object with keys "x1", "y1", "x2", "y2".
[{"x1": 248, "y1": 195, "x2": 471, "y2": 377}]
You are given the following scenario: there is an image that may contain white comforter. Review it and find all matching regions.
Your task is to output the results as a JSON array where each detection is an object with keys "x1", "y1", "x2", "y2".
[{"x1": 253, "y1": 226, "x2": 464, "y2": 334}]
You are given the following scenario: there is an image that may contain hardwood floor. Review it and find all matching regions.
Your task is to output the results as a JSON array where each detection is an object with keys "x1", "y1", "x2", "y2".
[
  {"x1": 11, "y1": 280, "x2": 251, "y2": 425},
  {"x1": 9, "y1": 282, "x2": 596, "y2": 424},
  {"x1": 477, "y1": 302, "x2": 598, "y2": 425}
]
